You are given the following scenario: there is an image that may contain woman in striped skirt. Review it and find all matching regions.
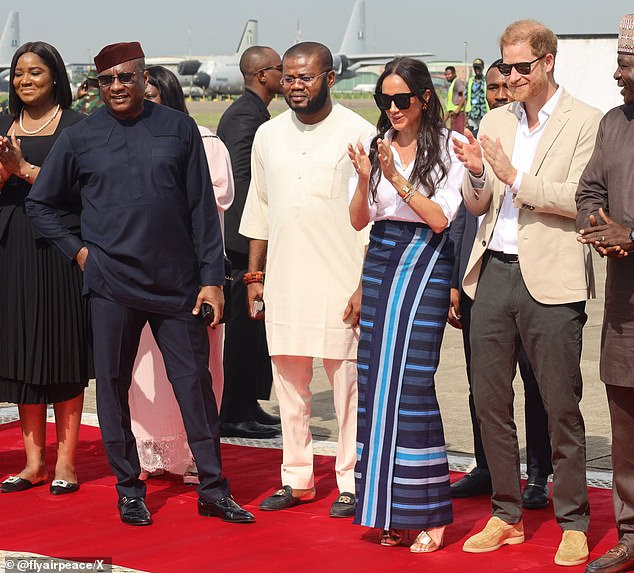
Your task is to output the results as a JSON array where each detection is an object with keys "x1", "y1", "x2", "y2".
[{"x1": 348, "y1": 57, "x2": 466, "y2": 553}]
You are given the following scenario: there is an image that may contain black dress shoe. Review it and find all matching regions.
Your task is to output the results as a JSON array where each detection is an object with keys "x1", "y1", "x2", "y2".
[
  {"x1": 198, "y1": 496, "x2": 255, "y2": 523},
  {"x1": 220, "y1": 420, "x2": 281, "y2": 439},
  {"x1": 50, "y1": 479, "x2": 80, "y2": 495},
  {"x1": 522, "y1": 481, "x2": 549, "y2": 509},
  {"x1": 329, "y1": 491, "x2": 356, "y2": 518},
  {"x1": 259, "y1": 485, "x2": 313, "y2": 511},
  {"x1": 450, "y1": 468, "x2": 492, "y2": 498},
  {"x1": 586, "y1": 542, "x2": 634, "y2": 573},
  {"x1": 256, "y1": 403, "x2": 281, "y2": 426},
  {"x1": 1, "y1": 476, "x2": 47, "y2": 493},
  {"x1": 118, "y1": 496, "x2": 152, "y2": 526}
]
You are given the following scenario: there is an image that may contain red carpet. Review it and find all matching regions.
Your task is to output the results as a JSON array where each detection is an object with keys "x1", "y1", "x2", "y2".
[{"x1": 0, "y1": 421, "x2": 618, "y2": 572}]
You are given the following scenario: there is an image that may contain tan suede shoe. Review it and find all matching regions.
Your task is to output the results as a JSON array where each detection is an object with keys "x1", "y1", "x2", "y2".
[
  {"x1": 554, "y1": 530, "x2": 588, "y2": 566},
  {"x1": 463, "y1": 516, "x2": 525, "y2": 553}
]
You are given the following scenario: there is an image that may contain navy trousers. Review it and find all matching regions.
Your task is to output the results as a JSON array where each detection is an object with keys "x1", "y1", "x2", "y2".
[{"x1": 91, "y1": 295, "x2": 228, "y2": 503}]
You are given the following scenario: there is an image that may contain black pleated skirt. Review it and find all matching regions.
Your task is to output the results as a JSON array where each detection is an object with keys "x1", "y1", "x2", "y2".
[{"x1": 0, "y1": 206, "x2": 92, "y2": 404}]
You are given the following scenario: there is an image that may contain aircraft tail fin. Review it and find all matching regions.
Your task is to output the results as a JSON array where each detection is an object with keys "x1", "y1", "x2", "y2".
[
  {"x1": 0, "y1": 10, "x2": 19, "y2": 68},
  {"x1": 338, "y1": 0, "x2": 366, "y2": 55},
  {"x1": 236, "y1": 19, "x2": 258, "y2": 54}
]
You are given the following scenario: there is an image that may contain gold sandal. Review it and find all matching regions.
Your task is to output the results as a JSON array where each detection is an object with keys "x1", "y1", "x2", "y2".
[
  {"x1": 410, "y1": 527, "x2": 444, "y2": 553},
  {"x1": 380, "y1": 529, "x2": 403, "y2": 547}
]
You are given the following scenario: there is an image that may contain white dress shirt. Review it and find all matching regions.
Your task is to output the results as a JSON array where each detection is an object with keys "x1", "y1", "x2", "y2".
[{"x1": 488, "y1": 87, "x2": 563, "y2": 254}]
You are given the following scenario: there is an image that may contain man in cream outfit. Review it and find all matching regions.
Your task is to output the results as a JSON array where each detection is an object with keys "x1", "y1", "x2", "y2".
[
  {"x1": 453, "y1": 20, "x2": 601, "y2": 566},
  {"x1": 240, "y1": 42, "x2": 375, "y2": 518}
]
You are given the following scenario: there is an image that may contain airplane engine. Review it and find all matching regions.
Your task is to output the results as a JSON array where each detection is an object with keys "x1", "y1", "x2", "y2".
[
  {"x1": 332, "y1": 55, "x2": 354, "y2": 79},
  {"x1": 177, "y1": 59, "x2": 202, "y2": 76},
  {"x1": 193, "y1": 71, "x2": 210, "y2": 90}
]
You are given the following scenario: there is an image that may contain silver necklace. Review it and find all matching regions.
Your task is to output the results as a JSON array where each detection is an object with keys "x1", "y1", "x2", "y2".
[{"x1": 19, "y1": 104, "x2": 60, "y2": 135}]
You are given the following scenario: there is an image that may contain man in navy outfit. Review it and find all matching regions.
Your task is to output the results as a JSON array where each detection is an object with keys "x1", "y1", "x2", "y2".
[{"x1": 26, "y1": 41, "x2": 254, "y2": 526}]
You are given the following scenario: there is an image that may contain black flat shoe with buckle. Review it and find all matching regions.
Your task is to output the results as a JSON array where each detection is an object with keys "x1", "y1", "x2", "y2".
[
  {"x1": 1, "y1": 476, "x2": 47, "y2": 493},
  {"x1": 259, "y1": 485, "x2": 311, "y2": 511},
  {"x1": 329, "y1": 491, "x2": 356, "y2": 518},
  {"x1": 50, "y1": 479, "x2": 79, "y2": 495}
]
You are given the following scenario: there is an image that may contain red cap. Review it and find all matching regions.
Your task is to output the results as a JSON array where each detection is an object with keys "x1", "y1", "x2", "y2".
[{"x1": 94, "y1": 41, "x2": 145, "y2": 73}]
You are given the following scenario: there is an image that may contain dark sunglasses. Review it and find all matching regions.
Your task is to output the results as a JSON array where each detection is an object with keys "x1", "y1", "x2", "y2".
[
  {"x1": 497, "y1": 54, "x2": 546, "y2": 76},
  {"x1": 96, "y1": 71, "x2": 138, "y2": 87},
  {"x1": 373, "y1": 92, "x2": 415, "y2": 111}
]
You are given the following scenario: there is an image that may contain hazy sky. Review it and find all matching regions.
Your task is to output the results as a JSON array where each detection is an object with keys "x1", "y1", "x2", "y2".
[{"x1": 3, "y1": 0, "x2": 631, "y2": 66}]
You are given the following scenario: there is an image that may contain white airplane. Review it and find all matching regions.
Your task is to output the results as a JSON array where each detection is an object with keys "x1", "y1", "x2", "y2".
[
  {"x1": 158, "y1": 0, "x2": 433, "y2": 99},
  {"x1": 0, "y1": 10, "x2": 19, "y2": 71}
]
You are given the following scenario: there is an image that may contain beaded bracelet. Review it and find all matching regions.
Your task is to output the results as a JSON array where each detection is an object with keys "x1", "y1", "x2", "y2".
[{"x1": 243, "y1": 271, "x2": 265, "y2": 285}]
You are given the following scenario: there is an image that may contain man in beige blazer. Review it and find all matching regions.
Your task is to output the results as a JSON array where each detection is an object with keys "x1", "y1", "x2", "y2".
[{"x1": 453, "y1": 20, "x2": 601, "y2": 567}]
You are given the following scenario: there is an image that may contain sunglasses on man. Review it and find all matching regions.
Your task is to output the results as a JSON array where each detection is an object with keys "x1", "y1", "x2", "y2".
[
  {"x1": 96, "y1": 72, "x2": 138, "y2": 87},
  {"x1": 373, "y1": 92, "x2": 416, "y2": 111},
  {"x1": 497, "y1": 54, "x2": 546, "y2": 76}
]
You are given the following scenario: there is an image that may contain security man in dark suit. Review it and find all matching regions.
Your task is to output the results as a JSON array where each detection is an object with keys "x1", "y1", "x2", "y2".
[
  {"x1": 25, "y1": 41, "x2": 254, "y2": 526},
  {"x1": 216, "y1": 46, "x2": 283, "y2": 439}
]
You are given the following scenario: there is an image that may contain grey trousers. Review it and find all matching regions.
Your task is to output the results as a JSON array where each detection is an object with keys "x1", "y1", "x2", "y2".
[
  {"x1": 606, "y1": 384, "x2": 634, "y2": 547},
  {"x1": 470, "y1": 253, "x2": 589, "y2": 530}
]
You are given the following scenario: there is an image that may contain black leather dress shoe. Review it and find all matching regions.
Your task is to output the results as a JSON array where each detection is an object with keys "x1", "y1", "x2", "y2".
[
  {"x1": 450, "y1": 468, "x2": 492, "y2": 498},
  {"x1": 220, "y1": 420, "x2": 280, "y2": 439},
  {"x1": 586, "y1": 542, "x2": 634, "y2": 573},
  {"x1": 522, "y1": 481, "x2": 549, "y2": 509},
  {"x1": 118, "y1": 496, "x2": 152, "y2": 526},
  {"x1": 256, "y1": 403, "x2": 281, "y2": 426},
  {"x1": 198, "y1": 496, "x2": 255, "y2": 523},
  {"x1": 259, "y1": 485, "x2": 313, "y2": 511}
]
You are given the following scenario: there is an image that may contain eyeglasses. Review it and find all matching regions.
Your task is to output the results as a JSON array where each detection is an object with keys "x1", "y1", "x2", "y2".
[
  {"x1": 280, "y1": 70, "x2": 330, "y2": 86},
  {"x1": 373, "y1": 92, "x2": 416, "y2": 111},
  {"x1": 497, "y1": 55, "x2": 546, "y2": 76},
  {"x1": 255, "y1": 64, "x2": 282, "y2": 74},
  {"x1": 96, "y1": 71, "x2": 138, "y2": 87}
]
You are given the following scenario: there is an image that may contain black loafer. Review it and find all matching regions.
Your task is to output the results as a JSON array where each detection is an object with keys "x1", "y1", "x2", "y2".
[
  {"x1": 256, "y1": 403, "x2": 281, "y2": 426},
  {"x1": 220, "y1": 420, "x2": 281, "y2": 439},
  {"x1": 118, "y1": 496, "x2": 152, "y2": 526},
  {"x1": 198, "y1": 496, "x2": 255, "y2": 523},
  {"x1": 1, "y1": 476, "x2": 47, "y2": 493},
  {"x1": 50, "y1": 479, "x2": 79, "y2": 495},
  {"x1": 329, "y1": 491, "x2": 356, "y2": 518},
  {"x1": 586, "y1": 542, "x2": 634, "y2": 573},
  {"x1": 259, "y1": 485, "x2": 313, "y2": 511},
  {"x1": 450, "y1": 468, "x2": 492, "y2": 498},
  {"x1": 522, "y1": 481, "x2": 549, "y2": 509}
]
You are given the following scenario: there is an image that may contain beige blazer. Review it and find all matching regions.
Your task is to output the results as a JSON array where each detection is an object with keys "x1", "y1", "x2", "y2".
[{"x1": 462, "y1": 89, "x2": 602, "y2": 305}]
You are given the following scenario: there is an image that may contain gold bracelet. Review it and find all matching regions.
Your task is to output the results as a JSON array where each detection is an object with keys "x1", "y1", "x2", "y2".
[{"x1": 398, "y1": 183, "x2": 416, "y2": 203}]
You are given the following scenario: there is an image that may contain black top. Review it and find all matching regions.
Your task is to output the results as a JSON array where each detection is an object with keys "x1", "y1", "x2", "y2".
[
  {"x1": 25, "y1": 101, "x2": 224, "y2": 315},
  {"x1": 0, "y1": 109, "x2": 84, "y2": 241},
  {"x1": 217, "y1": 88, "x2": 270, "y2": 255}
]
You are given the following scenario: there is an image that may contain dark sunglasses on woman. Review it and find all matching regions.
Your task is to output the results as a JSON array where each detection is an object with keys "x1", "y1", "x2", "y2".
[{"x1": 373, "y1": 92, "x2": 415, "y2": 111}]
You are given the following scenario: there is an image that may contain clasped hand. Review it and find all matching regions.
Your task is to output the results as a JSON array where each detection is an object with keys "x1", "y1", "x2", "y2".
[
  {"x1": 577, "y1": 208, "x2": 632, "y2": 258},
  {"x1": 0, "y1": 133, "x2": 25, "y2": 177}
]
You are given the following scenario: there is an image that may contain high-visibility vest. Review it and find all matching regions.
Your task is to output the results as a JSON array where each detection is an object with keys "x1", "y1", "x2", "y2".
[
  {"x1": 465, "y1": 76, "x2": 490, "y2": 115},
  {"x1": 446, "y1": 79, "x2": 462, "y2": 113}
]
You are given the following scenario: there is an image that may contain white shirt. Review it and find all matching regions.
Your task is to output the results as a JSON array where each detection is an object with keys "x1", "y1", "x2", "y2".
[
  {"x1": 349, "y1": 128, "x2": 466, "y2": 227},
  {"x1": 488, "y1": 87, "x2": 563, "y2": 253},
  {"x1": 240, "y1": 104, "x2": 375, "y2": 359}
]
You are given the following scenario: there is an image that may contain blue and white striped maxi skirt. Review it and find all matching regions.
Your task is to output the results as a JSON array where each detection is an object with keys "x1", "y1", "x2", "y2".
[{"x1": 354, "y1": 219, "x2": 453, "y2": 530}]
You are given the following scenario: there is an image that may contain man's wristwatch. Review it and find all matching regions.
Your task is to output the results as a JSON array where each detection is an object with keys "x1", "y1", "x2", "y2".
[{"x1": 629, "y1": 227, "x2": 634, "y2": 244}]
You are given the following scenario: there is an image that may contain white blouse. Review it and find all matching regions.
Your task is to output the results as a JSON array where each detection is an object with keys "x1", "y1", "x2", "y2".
[{"x1": 349, "y1": 128, "x2": 466, "y2": 228}]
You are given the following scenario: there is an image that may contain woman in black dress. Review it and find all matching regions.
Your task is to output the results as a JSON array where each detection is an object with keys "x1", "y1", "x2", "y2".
[{"x1": 0, "y1": 42, "x2": 91, "y2": 495}]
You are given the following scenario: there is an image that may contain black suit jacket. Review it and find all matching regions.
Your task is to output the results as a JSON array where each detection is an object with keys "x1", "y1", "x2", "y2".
[{"x1": 216, "y1": 89, "x2": 270, "y2": 255}]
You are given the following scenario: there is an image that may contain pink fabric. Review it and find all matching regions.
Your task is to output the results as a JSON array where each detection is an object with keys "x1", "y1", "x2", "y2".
[{"x1": 128, "y1": 126, "x2": 234, "y2": 474}]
